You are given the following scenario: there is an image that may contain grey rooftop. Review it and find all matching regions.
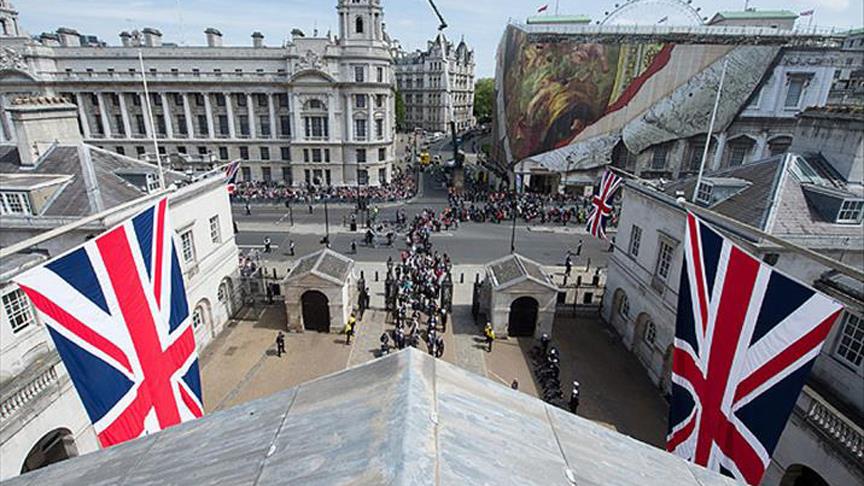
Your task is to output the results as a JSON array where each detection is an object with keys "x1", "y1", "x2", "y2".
[{"x1": 5, "y1": 349, "x2": 735, "y2": 485}]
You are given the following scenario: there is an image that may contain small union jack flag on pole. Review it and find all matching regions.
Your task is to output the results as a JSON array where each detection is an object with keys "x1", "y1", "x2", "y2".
[
  {"x1": 14, "y1": 197, "x2": 204, "y2": 448},
  {"x1": 586, "y1": 169, "x2": 622, "y2": 240},
  {"x1": 667, "y1": 212, "x2": 844, "y2": 484},
  {"x1": 223, "y1": 159, "x2": 241, "y2": 195}
]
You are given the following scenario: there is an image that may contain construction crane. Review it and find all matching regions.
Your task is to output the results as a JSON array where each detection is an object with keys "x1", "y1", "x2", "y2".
[{"x1": 427, "y1": 0, "x2": 448, "y2": 31}]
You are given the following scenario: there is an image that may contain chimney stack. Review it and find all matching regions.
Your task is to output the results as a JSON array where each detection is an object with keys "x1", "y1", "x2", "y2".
[
  {"x1": 119, "y1": 31, "x2": 131, "y2": 47},
  {"x1": 56, "y1": 27, "x2": 81, "y2": 47},
  {"x1": 142, "y1": 27, "x2": 162, "y2": 47},
  {"x1": 6, "y1": 96, "x2": 82, "y2": 167},
  {"x1": 252, "y1": 31, "x2": 264, "y2": 48},
  {"x1": 204, "y1": 27, "x2": 223, "y2": 47}
]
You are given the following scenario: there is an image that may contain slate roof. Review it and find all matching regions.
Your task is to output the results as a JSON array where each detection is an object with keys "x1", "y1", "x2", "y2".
[
  {"x1": 4, "y1": 349, "x2": 736, "y2": 486},
  {"x1": 0, "y1": 143, "x2": 184, "y2": 218},
  {"x1": 284, "y1": 249, "x2": 353, "y2": 285},
  {"x1": 487, "y1": 253, "x2": 557, "y2": 291}
]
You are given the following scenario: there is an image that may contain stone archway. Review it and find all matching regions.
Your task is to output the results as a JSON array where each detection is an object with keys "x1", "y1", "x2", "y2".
[
  {"x1": 217, "y1": 277, "x2": 235, "y2": 320},
  {"x1": 192, "y1": 299, "x2": 213, "y2": 338},
  {"x1": 610, "y1": 288, "x2": 630, "y2": 332},
  {"x1": 21, "y1": 428, "x2": 78, "y2": 474},
  {"x1": 508, "y1": 296, "x2": 539, "y2": 337},
  {"x1": 633, "y1": 312, "x2": 656, "y2": 369},
  {"x1": 301, "y1": 290, "x2": 330, "y2": 332},
  {"x1": 659, "y1": 344, "x2": 674, "y2": 395},
  {"x1": 779, "y1": 464, "x2": 830, "y2": 486}
]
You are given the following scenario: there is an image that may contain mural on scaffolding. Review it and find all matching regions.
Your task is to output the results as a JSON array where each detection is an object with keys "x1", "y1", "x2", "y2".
[{"x1": 494, "y1": 25, "x2": 780, "y2": 171}]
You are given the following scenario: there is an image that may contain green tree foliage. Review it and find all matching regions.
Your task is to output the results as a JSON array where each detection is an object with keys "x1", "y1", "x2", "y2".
[
  {"x1": 395, "y1": 89, "x2": 406, "y2": 130},
  {"x1": 473, "y1": 78, "x2": 494, "y2": 124}
]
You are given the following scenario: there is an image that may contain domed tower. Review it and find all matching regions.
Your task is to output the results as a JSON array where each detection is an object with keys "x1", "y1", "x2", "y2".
[
  {"x1": 0, "y1": 0, "x2": 22, "y2": 38},
  {"x1": 337, "y1": 0, "x2": 384, "y2": 44}
]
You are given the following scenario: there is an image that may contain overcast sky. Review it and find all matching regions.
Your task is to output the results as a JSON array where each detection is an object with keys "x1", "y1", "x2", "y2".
[{"x1": 13, "y1": 0, "x2": 863, "y2": 78}]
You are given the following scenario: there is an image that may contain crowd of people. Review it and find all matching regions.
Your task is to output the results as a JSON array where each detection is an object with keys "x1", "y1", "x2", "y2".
[
  {"x1": 446, "y1": 188, "x2": 610, "y2": 226},
  {"x1": 230, "y1": 169, "x2": 418, "y2": 204},
  {"x1": 379, "y1": 208, "x2": 453, "y2": 359}
]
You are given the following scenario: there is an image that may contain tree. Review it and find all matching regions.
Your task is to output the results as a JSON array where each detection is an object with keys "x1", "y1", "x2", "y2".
[
  {"x1": 394, "y1": 88, "x2": 406, "y2": 131},
  {"x1": 473, "y1": 78, "x2": 494, "y2": 124}
]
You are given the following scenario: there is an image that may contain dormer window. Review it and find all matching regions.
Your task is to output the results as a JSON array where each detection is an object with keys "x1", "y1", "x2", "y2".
[
  {"x1": 695, "y1": 182, "x2": 714, "y2": 205},
  {"x1": 0, "y1": 191, "x2": 33, "y2": 215},
  {"x1": 837, "y1": 199, "x2": 863, "y2": 224}
]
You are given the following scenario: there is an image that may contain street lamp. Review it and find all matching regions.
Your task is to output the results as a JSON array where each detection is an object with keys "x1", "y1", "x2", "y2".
[{"x1": 313, "y1": 176, "x2": 330, "y2": 247}]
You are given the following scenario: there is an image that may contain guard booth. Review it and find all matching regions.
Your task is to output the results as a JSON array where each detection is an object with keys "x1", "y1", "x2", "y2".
[
  {"x1": 478, "y1": 253, "x2": 558, "y2": 339},
  {"x1": 281, "y1": 249, "x2": 355, "y2": 333}
]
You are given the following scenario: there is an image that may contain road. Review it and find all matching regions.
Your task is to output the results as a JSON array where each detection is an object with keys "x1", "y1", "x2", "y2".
[{"x1": 233, "y1": 169, "x2": 612, "y2": 266}]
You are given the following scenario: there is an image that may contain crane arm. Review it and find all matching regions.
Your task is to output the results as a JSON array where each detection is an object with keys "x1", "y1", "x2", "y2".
[{"x1": 427, "y1": 0, "x2": 448, "y2": 31}]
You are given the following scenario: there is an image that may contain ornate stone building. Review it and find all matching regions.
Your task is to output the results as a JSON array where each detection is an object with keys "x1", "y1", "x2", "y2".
[
  {"x1": 0, "y1": 0, "x2": 397, "y2": 187},
  {"x1": 393, "y1": 33, "x2": 475, "y2": 133}
]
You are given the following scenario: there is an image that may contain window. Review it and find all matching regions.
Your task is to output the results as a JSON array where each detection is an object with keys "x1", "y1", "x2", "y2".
[
  {"x1": 378, "y1": 168, "x2": 386, "y2": 185},
  {"x1": 695, "y1": 182, "x2": 714, "y2": 205},
  {"x1": 304, "y1": 117, "x2": 328, "y2": 139},
  {"x1": 198, "y1": 115, "x2": 208, "y2": 136},
  {"x1": 237, "y1": 94, "x2": 247, "y2": 107},
  {"x1": 260, "y1": 116, "x2": 271, "y2": 137},
  {"x1": 260, "y1": 147, "x2": 270, "y2": 160},
  {"x1": 356, "y1": 149, "x2": 367, "y2": 163},
  {"x1": 278, "y1": 94, "x2": 289, "y2": 107},
  {"x1": 354, "y1": 66, "x2": 365, "y2": 83},
  {"x1": 177, "y1": 115, "x2": 187, "y2": 135},
  {"x1": 354, "y1": 119, "x2": 367, "y2": 140},
  {"x1": 378, "y1": 147, "x2": 386, "y2": 161},
  {"x1": 218, "y1": 146, "x2": 229, "y2": 159},
  {"x1": 280, "y1": 116, "x2": 291, "y2": 138},
  {"x1": 618, "y1": 294, "x2": 630, "y2": 320},
  {"x1": 375, "y1": 119, "x2": 384, "y2": 140},
  {"x1": 218, "y1": 115, "x2": 229, "y2": 136},
  {"x1": 629, "y1": 225, "x2": 642, "y2": 257},
  {"x1": 282, "y1": 167, "x2": 292, "y2": 184},
  {"x1": 303, "y1": 149, "x2": 310, "y2": 163},
  {"x1": 655, "y1": 239, "x2": 675, "y2": 282},
  {"x1": 687, "y1": 142, "x2": 706, "y2": 171},
  {"x1": 3, "y1": 289, "x2": 35, "y2": 333},
  {"x1": 180, "y1": 230, "x2": 196, "y2": 263},
  {"x1": 281, "y1": 147, "x2": 291, "y2": 161},
  {"x1": 375, "y1": 94, "x2": 384, "y2": 108},
  {"x1": 115, "y1": 146, "x2": 125, "y2": 155},
  {"x1": 837, "y1": 200, "x2": 863, "y2": 224},
  {"x1": 216, "y1": 93, "x2": 226, "y2": 107},
  {"x1": 644, "y1": 321, "x2": 657, "y2": 345},
  {"x1": 192, "y1": 306, "x2": 204, "y2": 329},
  {"x1": 835, "y1": 313, "x2": 863, "y2": 368},
  {"x1": 198, "y1": 146, "x2": 208, "y2": 155},
  {"x1": 355, "y1": 16, "x2": 364, "y2": 34},
  {"x1": 324, "y1": 149, "x2": 330, "y2": 163},
  {"x1": 377, "y1": 67, "x2": 384, "y2": 83},
  {"x1": 311, "y1": 148, "x2": 323, "y2": 163},
  {"x1": 135, "y1": 115, "x2": 146, "y2": 135},
  {"x1": 355, "y1": 94, "x2": 366, "y2": 109},
  {"x1": 209, "y1": 215, "x2": 221, "y2": 243},
  {"x1": 651, "y1": 144, "x2": 668, "y2": 170},
  {"x1": 257, "y1": 94, "x2": 268, "y2": 107},
  {"x1": 239, "y1": 115, "x2": 249, "y2": 136},
  {"x1": 177, "y1": 146, "x2": 187, "y2": 154},
  {"x1": 195, "y1": 94, "x2": 205, "y2": 106},
  {"x1": 136, "y1": 146, "x2": 146, "y2": 156},
  {"x1": 0, "y1": 192, "x2": 33, "y2": 215},
  {"x1": 239, "y1": 146, "x2": 249, "y2": 160},
  {"x1": 241, "y1": 166, "x2": 251, "y2": 181},
  {"x1": 262, "y1": 167, "x2": 272, "y2": 182},
  {"x1": 784, "y1": 78, "x2": 806, "y2": 108}
]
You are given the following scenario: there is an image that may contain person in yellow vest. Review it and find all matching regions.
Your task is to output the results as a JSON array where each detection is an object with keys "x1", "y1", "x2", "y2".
[
  {"x1": 484, "y1": 322, "x2": 495, "y2": 353},
  {"x1": 345, "y1": 312, "x2": 357, "y2": 345}
]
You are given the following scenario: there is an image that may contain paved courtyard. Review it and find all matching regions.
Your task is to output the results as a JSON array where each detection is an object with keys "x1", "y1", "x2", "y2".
[{"x1": 199, "y1": 295, "x2": 668, "y2": 448}]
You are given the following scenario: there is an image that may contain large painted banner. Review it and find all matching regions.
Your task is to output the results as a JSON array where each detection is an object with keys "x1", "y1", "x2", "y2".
[{"x1": 494, "y1": 25, "x2": 780, "y2": 169}]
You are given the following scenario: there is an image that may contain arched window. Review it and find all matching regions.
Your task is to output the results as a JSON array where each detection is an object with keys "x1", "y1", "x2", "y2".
[
  {"x1": 355, "y1": 16, "x2": 364, "y2": 34},
  {"x1": 618, "y1": 294, "x2": 630, "y2": 320},
  {"x1": 644, "y1": 321, "x2": 657, "y2": 345},
  {"x1": 192, "y1": 306, "x2": 205, "y2": 329}
]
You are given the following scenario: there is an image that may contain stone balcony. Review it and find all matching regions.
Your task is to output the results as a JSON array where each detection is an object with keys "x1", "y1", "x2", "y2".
[
  {"x1": 0, "y1": 352, "x2": 68, "y2": 439},
  {"x1": 797, "y1": 385, "x2": 864, "y2": 465}
]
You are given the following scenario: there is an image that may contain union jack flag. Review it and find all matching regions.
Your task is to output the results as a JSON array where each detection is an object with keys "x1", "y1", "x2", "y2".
[
  {"x1": 586, "y1": 169, "x2": 622, "y2": 240},
  {"x1": 223, "y1": 159, "x2": 241, "y2": 195},
  {"x1": 667, "y1": 212, "x2": 843, "y2": 484},
  {"x1": 14, "y1": 198, "x2": 203, "y2": 448}
]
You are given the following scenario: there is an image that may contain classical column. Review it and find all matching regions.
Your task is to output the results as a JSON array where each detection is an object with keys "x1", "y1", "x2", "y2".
[
  {"x1": 225, "y1": 92, "x2": 236, "y2": 139},
  {"x1": 346, "y1": 93, "x2": 353, "y2": 142},
  {"x1": 182, "y1": 93, "x2": 194, "y2": 139},
  {"x1": 117, "y1": 93, "x2": 132, "y2": 139},
  {"x1": 138, "y1": 93, "x2": 153, "y2": 138},
  {"x1": 367, "y1": 94, "x2": 374, "y2": 142},
  {"x1": 246, "y1": 94, "x2": 256, "y2": 138},
  {"x1": 327, "y1": 93, "x2": 336, "y2": 142},
  {"x1": 267, "y1": 93, "x2": 276, "y2": 139},
  {"x1": 204, "y1": 93, "x2": 215, "y2": 138},
  {"x1": 160, "y1": 93, "x2": 174, "y2": 139},
  {"x1": 711, "y1": 131, "x2": 728, "y2": 170},
  {"x1": 75, "y1": 93, "x2": 92, "y2": 139},
  {"x1": 291, "y1": 93, "x2": 303, "y2": 141},
  {"x1": 755, "y1": 132, "x2": 769, "y2": 161},
  {"x1": 0, "y1": 95, "x2": 11, "y2": 142},
  {"x1": 96, "y1": 92, "x2": 111, "y2": 138}
]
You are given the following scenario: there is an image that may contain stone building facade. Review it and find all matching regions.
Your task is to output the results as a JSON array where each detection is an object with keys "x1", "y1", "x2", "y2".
[
  {"x1": 0, "y1": 97, "x2": 240, "y2": 479},
  {"x1": 393, "y1": 33, "x2": 475, "y2": 133},
  {"x1": 0, "y1": 0, "x2": 397, "y2": 187}
]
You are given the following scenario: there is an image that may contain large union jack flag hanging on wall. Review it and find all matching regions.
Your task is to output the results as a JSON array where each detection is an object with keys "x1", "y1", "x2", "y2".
[
  {"x1": 223, "y1": 159, "x2": 241, "y2": 195},
  {"x1": 667, "y1": 212, "x2": 844, "y2": 484},
  {"x1": 586, "y1": 169, "x2": 622, "y2": 240},
  {"x1": 14, "y1": 198, "x2": 204, "y2": 448}
]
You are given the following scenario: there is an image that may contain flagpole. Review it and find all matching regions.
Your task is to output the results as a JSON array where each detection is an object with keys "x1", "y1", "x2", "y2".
[
  {"x1": 555, "y1": 0, "x2": 559, "y2": 15},
  {"x1": 139, "y1": 50, "x2": 166, "y2": 190},
  {"x1": 692, "y1": 57, "x2": 728, "y2": 203}
]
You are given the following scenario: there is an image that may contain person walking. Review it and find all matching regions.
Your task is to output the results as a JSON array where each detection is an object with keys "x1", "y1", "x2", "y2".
[
  {"x1": 435, "y1": 334, "x2": 444, "y2": 358},
  {"x1": 351, "y1": 239, "x2": 357, "y2": 254},
  {"x1": 264, "y1": 236, "x2": 272, "y2": 253},
  {"x1": 569, "y1": 381, "x2": 581, "y2": 414},
  {"x1": 564, "y1": 253, "x2": 572, "y2": 276},
  {"x1": 275, "y1": 331, "x2": 286, "y2": 358},
  {"x1": 289, "y1": 240, "x2": 296, "y2": 256},
  {"x1": 511, "y1": 379, "x2": 519, "y2": 390},
  {"x1": 484, "y1": 322, "x2": 495, "y2": 353},
  {"x1": 245, "y1": 201, "x2": 251, "y2": 216},
  {"x1": 576, "y1": 239, "x2": 583, "y2": 257},
  {"x1": 344, "y1": 313, "x2": 357, "y2": 345}
]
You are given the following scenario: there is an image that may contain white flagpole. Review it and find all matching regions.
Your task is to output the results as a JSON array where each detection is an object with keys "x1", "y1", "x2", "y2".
[
  {"x1": 139, "y1": 50, "x2": 166, "y2": 190},
  {"x1": 692, "y1": 57, "x2": 728, "y2": 202}
]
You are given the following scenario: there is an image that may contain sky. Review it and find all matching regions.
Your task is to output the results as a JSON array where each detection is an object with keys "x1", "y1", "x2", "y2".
[{"x1": 12, "y1": 0, "x2": 864, "y2": 78}]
